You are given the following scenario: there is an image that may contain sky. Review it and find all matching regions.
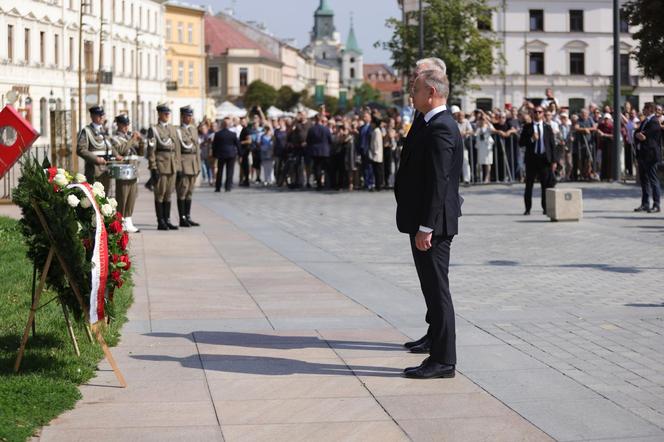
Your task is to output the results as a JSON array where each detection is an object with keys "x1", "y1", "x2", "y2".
[{"x1": 202, "y1": 0, "x2": 402, "y2": 64}]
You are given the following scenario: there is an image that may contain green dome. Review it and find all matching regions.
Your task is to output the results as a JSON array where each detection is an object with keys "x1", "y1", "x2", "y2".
[{"x1": 315, "y1": 0, "x2": 334, "y2": 16}]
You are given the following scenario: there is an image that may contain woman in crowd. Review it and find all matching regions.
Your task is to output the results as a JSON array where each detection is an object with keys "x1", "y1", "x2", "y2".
[
  {"x1": 259, "y1": 125, "x2": 275, "y2": 185},
  {"x1": 474, "y1": 110, "x2": 495, "y2": 183},
  {"x1": 369, "y1": 118, "x2": 384, "y2": 190}
]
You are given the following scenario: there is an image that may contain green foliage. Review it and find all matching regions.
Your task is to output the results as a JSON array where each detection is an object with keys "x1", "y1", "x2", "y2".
[
  {"x1": 243, "y1": 80, "x2": 278, "y2": 109},
  {"x1": 0, "y1": 216, "x2": 133, "y2": 442},
  {"x1": 622, "y1": 0, "x2": 664, "y2": 81},
  {"x1": 353, "y1": 83, "x2": 383, "y2": 107},
  {"x1": 324, "y1": 95, "x2": 339, "y2": 115},
  {"x1": 378, "y1": 0, "x2": 501, "y2": 97},
  {"x1": 275, "y1": 86, "x2": 301, "y2": 111},
  {"x1": 12, "y1": 159, "x2": 90, "y2": 319}
]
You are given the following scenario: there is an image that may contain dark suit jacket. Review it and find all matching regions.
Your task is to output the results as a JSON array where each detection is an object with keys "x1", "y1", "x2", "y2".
[
  {"x1": 212, "y1": 128, "x2": 239, "y2": 159},
  {"x1": 636, "y1": 116, "x2": 662, "y2": 164},
  {"x1": 394, "y1": 109, "x2": 463, "y2": 237},
  {"x1": 306, "y1": 123, "x2": 333, "y2": 157},
  {"x1": 520, "y1": 122, "x2": 555, "y2": 164}
]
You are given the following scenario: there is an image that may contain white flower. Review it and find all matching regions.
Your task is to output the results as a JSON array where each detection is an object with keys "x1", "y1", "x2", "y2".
[
  {"x1": 108, "y1": 197, "x2": 118, "y2": 210},
  {"x1": 53, "y1": 174, "x2": 68, "y2": 187},
  {"x1": 91, "y1": 213, "x2": 96, "y2": 227},
  {"x1": 100, "y1": 203, "x2": 114, "y2": 217},
  {"x1": 75, "y1": 173, "x2": 87, "y2": 183},
  {"x1": 67, "y1": 194, "x2": 80, "y2": 207},
  {"x1": 92, "y1": 181, "x2": 105, "y2": 198},
  {"x1": 57, "y1": 168, "x2": 65, "y2": 175},
  {"x1": 77, "y1": 222, "x2": 83, "y2": 233},
  {"x1": 80, "y1": 197, "x2": 92, "y2": 209}
]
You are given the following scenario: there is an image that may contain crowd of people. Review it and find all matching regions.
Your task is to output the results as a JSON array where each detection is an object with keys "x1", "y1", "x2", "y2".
[{"x1": 190, "y1": 88, "x2": 662, "y2": 197}]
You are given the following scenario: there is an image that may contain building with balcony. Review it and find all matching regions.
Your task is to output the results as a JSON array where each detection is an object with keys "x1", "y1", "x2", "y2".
[
  {"x1": 398, "y1": 0, "x2": 664, "y2": 113},
  {"x1": 0, "y1": 0, "x2": 165, "y2": 143},
  {"x1": 161, "y1": 0, "x2": 205, "y2": 124}
]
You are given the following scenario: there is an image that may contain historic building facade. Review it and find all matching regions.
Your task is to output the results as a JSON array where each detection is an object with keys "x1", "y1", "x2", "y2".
[
  {"x1": 162, "y1": 0, "x2": 205, "y2": 124},
  {"x1": 0, "y1": 0, "x2": 165, "y2": 143}
]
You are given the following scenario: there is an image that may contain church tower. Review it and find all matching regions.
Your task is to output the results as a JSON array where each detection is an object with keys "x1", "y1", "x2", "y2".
[
  {"x1": 304, "y1": 0, "x2": 342, "y2": 69},
  {"x1": 312, "y1": 0, "x2": 335, "y2": 40},
  {"x1": 341, "y1": 16, "x2": 363, "y2": 91}
]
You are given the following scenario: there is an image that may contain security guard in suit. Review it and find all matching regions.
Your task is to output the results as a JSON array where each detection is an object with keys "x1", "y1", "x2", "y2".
[
  {"x1": 77, "y1": 106, "x2": 121, "y2": 189},
  {"x1": 147, "y1": 103, "x2": 180, "y2": 231},
  {"x1": 110, "y1": 114, "x2": 144, "y2": 233},
  {"x1": 176, "y1": 106, "x2": 201, "y2": 227}
]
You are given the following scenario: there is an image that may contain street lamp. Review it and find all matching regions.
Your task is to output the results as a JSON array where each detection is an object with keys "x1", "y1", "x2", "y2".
[
  {"x1": 612, "y1": 0, "x2": 622, "y2": 181},
  {"x1": 418, "y1": 0, "x2": 424, "y2": 58}
]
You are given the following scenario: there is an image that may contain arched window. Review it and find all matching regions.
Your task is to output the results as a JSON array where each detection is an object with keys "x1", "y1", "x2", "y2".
[
  {"x1": 323, "y1": 52, "x2": 326, "y2": 59},
  {"x1": 350, "y1": 57, "x2": 355, "y2": 63},
  {"x1": 39, "y1": 97, "x2": 47, "y2": 135},
  {"x1": 350, "y1": 67, "x2": 355, "y2": 79}
]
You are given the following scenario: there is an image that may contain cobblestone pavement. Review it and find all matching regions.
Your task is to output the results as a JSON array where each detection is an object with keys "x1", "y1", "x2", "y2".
[{"x1": 198, "y1": 181, "x2": 664, "y2": 441}]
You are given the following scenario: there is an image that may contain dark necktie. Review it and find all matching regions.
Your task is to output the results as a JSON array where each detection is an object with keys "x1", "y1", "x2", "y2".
[{"x1": 536, "y1": 124, "x2": 543, "y2": 154}]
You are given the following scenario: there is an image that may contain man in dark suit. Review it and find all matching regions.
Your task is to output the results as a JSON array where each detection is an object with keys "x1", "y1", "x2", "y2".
[
  {"x1": 306, "y1": 115, "x2": 333, "y2": 190},
  {"x1": 212, "y1": 117, "x2": 239, "y2": 192},
  {"x1": 394, "y1": 68, "x2": 463, "y2": 379},
  {"x1": 634, "y1": 102, "x2": 662, "y2": 213},
  {"x1": 520, "y1": 106, "x2": 556, "y2": 215}
]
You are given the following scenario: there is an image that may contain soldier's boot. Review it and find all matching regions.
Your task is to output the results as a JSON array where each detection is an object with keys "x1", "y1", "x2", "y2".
[
  {"x1": 178, "y1": 199, "x2": 191, "y2": 227},
  {"x1": 163, "y1": 201, "x2": 179, "y2": 230},
  {"x1": 185, "y1": 199, "x2": 200, "y2": 226},
  {"x1": 155, "y1": 201, "x2": 168, "y2": 231}
]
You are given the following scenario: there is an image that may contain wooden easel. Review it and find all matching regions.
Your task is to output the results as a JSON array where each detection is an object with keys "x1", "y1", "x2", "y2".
[{"x1": 13, "y1": 200, "x2": 127, "y2": 388}]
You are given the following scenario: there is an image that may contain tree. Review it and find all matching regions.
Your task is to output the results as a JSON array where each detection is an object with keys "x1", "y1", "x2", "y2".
[
  {"x1": 353, "y1": 83, "x2": 382, "y2": 107},
  {"x1": 377, "y1": 0, "x2": 501, "y2": 98},
  {"x1": 324, "y1": 95, "x2": 339, "y2": 115},
  {"x1": 275, "y1": 86, "x2": 301, "y2": 111},
  {"x1": 243, "y1": 80, "x2": 277, "y2": 109},
  {"x1": 622, "y1": 0, "x2": 664, "y2": 81}
]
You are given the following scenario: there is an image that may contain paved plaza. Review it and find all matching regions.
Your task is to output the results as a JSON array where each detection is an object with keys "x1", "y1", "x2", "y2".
[{"x1": 26, "y1": 179, "x2": 664, "y2": 441}]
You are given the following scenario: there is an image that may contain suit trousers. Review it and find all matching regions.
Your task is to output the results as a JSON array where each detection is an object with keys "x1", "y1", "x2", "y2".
[
  {"x1": 216, "y1": 158, "x2": 235, "y2": 191},
  {"x1": 313, "y1": 156, "x2": 328, "y2": 189},
  {"x1": 154, "y1": 173, "x2": 176, "y2": 203},
  {"x1": 410, "y1": 234, "x2": 456, "y2": 365},
  {"x1": 176, "y1": 174, "x2": 197, "y2": 200},
  {"x1": 116, "y1": 178, "x2": 138, "y2": 217},
  {"x1": 638, "y1": 159, "x2": 661, "y2": 207},
  {"x1": 524, "y1": 154, "x2": 553, "y2": 212}
]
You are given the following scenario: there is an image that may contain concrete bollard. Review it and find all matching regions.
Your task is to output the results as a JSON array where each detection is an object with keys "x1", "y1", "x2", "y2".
[{"x1": 546, "y1": 188, "x2": 583, "y2": 221}]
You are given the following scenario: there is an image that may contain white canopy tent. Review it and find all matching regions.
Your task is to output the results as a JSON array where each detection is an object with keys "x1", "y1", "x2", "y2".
[
  {"x1": 266, "y1": 106, "x2": 285, "y2": 119},
  {"x1": 214, "y1": 101, "x2": 247, "y2": 119},
  {"x1": 291, "y1": 104, "x2": 318, "y2": 119}
]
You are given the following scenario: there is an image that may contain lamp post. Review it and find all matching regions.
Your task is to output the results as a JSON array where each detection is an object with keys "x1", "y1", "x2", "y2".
[
  {"x1": 418, "y1": 0, "x2": 424, "y2": 58},
  {"x1": 612, "y1": 0, "x2": 622, "y2": 181}
]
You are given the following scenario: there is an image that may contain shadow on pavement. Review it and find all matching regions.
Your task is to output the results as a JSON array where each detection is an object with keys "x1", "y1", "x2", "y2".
[
  {"x1": 624, "y1": 303, "x2": 664, "y2": 307},
  {"x1": 131, "y1": 353, "x2": 404, "y2": 377},
  {"x1": 478, "y1": 260, "x2": 663, "y2": 274},
  {"x1": 146, "y1": 331, "x2": 405, "y2": 352}
]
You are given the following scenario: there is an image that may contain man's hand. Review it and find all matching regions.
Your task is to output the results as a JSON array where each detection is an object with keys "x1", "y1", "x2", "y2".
[
  {"x1": 96, "y1": 157, "x2": 107, "y2": 165},
  {"x1": 116, "y1": 155, "x2": 124, "y2": 161},
  {"x1": 532, "y1": 130, "x2": 539, "y2": 142},
  {"x1": 636, "y1": 132, "x2": 646, "y2": 141},
  {"x1": 551, "y1": 162, "x2": 558, "y2": 172},
  {"x1": 415, "y1": 231, "x2": 433, "y2": 252}
]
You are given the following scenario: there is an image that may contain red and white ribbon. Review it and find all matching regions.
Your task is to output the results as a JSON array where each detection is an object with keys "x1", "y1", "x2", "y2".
[{"x1": 67, "y1": 182, "x2": 108, "y2": 324}]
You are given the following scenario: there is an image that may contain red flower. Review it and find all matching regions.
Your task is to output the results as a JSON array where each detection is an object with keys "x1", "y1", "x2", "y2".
[
  {"x1": 52, "y1": 184, "x2": 60, "y2": 193},
  {"x1": 110, "y1": 270, "x2": 123, "y2": 288},
  {"x1": 47, "y1": 167, "x2": 57, "y2": 182},
  {"x1": 109, "y1": 220, "x2": 123, "y2": 234},
  {"x1": 117, "y1": 232, "x2": 129, "y2": 251},
  {"x1": 115, "y1": 212, "x2": 123, "y2": 222},
  {"x1": 82, "y1": 238, "x2": 93, "y2": 251},
  {"x1": 120, "y1": 254, "x2": 131, "y2": 271}
]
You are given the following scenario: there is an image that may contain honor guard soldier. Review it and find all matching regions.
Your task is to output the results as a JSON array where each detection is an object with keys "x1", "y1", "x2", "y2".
[
  {"x1": 176, "y1": 105, "x2": 201, "y2": 227},
  {"x1": 147, "y1": 103, "x2": 180, "y2": 231},
  {"x1": 77, "y1": 106, "x2": 121, "y2": 189},
  {"x1": 111, "y1": 114, "x2": 144, "y2": 233}
]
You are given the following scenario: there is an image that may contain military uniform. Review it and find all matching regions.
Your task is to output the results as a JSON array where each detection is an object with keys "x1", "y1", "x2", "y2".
[
  {"x1": 176, "y1": 106, "x2": 201, "y2": 227},
  {"x1": 110, "y1": 114, "x2": 144, "y2": 232},
  {"x1": 147, "y1": 103, "x2": 180, "y2": 230},
  {"x1": 77, "y1": 106, "x2": 117, "y2": 189}
]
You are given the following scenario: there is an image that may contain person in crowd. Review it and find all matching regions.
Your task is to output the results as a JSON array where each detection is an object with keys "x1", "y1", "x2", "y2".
[
  {"x1": 384, "y1": 119, "x2": 398, "y2": 189},
  {"x1": 574, "y1": 108, "x2": 598, "y2": 181},
  {"x1": 238, "y1": 117, "x2": 252, "y2": 187},
  {"x1": 452, "y1": 106, "x2": 473, "y2": 184},
  {"x1": 306, "y1": 114, "x2": 333, "y2": 190},
  {"x1": 250, "y1": 110, "x2": 265, "y2": 183},
  {"x1": 597, "y1": 113, "x2": 615, "y2": 181},
  {"x1": 474, "y1": 110, "x2": 495, "y2": 183},
  {"x1": 634, "y1": 102, "x2": 662, "y2": 213},
  {"x1": 493, "y1": 112, "x2": 517, "y2": 182},
  {"x1": 110, "y1": 114, "x2": 141, "y2": 233},
  {"x1": 558, "y1": 113, "x2": 573, "y2": 181},
  {"x1": 212, "y1": 117, "x2": 240, "y2": 192},
  {"x1": 369, "y1": 117, "x2": 384, "y2": 190},
  {"x1": 198, "y1": 122, "x2": 214, "y2": 186},
  {"x1": 520, "y1": 106, "x2": 556, "y2": 215},
  {"x1": 273, "y1": 118, "x2": 288, "y2": 185},
  {"x1": 175, "y1": 106, "x2": 201, "y2": 228},
  {"x1": 540, "y1": 87, "x2": 559, "y2": 110},
  {"x1": 357, "y1": 111, "x2": 374, "y2": 190},
  {"x1": 77, "y1": 106, "x2": 121, "y2": 189},
  {"x1": 260, "y1": 125, "x2": 275, "y2": 185}
]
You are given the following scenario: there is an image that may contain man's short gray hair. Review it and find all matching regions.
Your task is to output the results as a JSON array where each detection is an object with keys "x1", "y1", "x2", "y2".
[
  {"x1": 418, "y1": 69, "x2": 449, "y2": 99},
  {"x1": 416, "y1": 57, "x2": 447, "y2": 75}
]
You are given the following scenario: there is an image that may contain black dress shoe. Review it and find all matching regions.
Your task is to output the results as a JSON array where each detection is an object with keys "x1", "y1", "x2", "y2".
[
  {"x1": 409, "y1": 339, "x2": 431, "y2": 354},
  {"x1": 404, "y1": 360, "x2": 455, "y2": 379},
  {"x1": 403, "y1": 357, "x2": 429, "y2": 373},
  {"x1": 523, "y1": 209, "x2": 530, "y2": 216},
  {"x1": 634, "y1": 205, "x2": 650, "y2": 212},
  {"x1": 404, "y1": 335, "x2": 428, "y2": 349},
  {"x1": 648, "y1": 206, "x2": 661, "y2": 213}
]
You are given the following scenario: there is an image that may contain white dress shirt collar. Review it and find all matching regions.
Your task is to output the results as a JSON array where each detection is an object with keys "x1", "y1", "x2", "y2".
[
  {"x1": 92, "y1": 123, "x2": 103, "y2": 132},
  {"x1": 424, "y1": 105, "x2": 447, "y2": 123}
]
